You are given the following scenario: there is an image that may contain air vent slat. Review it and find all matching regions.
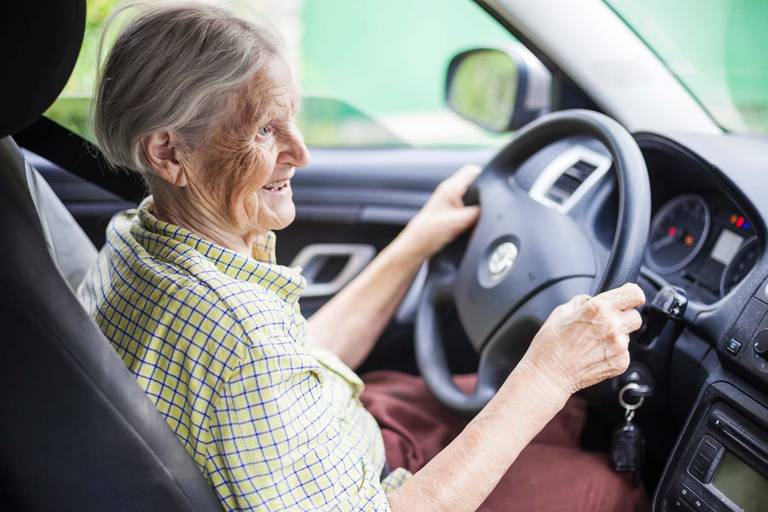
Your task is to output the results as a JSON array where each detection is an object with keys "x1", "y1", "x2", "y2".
[
  {"x1": 529, "y1": 147, "x2": 611, "y2": 212},
  {"x1": 569, "y1": 160, "x2": 597, "y2": 179},
  {"x1": 554, "y1": 174, "x2": 581, "y2": 193},
  {"x1": 545, "y1": 187, "x2": 571, "y2": 204},
  {"x1": 544, "y1": 159, "x2": 599, "y2": 205}
]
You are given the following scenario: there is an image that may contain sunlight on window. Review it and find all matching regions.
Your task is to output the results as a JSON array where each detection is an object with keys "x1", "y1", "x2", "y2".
[
  {"x1": 47, "y1": 0, "x2": 516, "y2": 147},
  {"x1": 607, "y1": 0, "x2": 768, "y2": 134}
]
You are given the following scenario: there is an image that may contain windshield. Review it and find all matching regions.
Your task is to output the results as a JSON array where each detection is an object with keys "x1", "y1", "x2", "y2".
[{"x1": 606, "y1": 0, "x2": 768, "y2": 135}]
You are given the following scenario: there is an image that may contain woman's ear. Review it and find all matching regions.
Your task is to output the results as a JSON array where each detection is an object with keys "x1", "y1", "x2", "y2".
[{"x1": 141, "y1": 131, "x2": 188, "y2": 187}]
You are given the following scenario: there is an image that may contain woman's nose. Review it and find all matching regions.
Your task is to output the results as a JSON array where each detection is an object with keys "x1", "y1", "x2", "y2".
[{"x1": 278, "y1": 128, "x2": 310, "y2": 168}]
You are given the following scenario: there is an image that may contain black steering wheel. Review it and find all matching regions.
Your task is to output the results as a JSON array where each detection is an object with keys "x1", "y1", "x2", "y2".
[{"x1": 415, "y1": 110, "x2": 651, "y2": 417}]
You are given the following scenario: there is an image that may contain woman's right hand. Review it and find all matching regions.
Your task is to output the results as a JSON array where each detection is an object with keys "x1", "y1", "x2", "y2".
[
  {"x1": 519, "y1": 283, "x2": 646, "y2": 401},
  {"x1": 389, "y1": 283, "x2": 645, "y2": 512}
]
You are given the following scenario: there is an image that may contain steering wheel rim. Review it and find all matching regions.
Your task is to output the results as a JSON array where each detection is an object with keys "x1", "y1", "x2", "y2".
[{"x1": 415, "y1": 109, "x2": 651, "y2": 417}]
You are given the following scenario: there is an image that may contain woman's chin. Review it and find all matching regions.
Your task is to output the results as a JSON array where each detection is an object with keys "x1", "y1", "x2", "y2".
[
  {"x1": 259, "y1": 202, "x2": 296, "y2": 231},
  {"x1": 271, "y1": 210, "x2": 296, "y2": 231}
]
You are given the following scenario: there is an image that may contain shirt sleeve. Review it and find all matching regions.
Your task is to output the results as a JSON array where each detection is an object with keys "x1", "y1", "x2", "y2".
[{"x1": 206, "y1": 335, "x2": 392, "y2": 511}]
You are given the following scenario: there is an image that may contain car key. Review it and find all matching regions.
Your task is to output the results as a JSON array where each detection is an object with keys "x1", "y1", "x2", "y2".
[{"x1": 610, "y1": 383, "x2": 649, "y2": 486}]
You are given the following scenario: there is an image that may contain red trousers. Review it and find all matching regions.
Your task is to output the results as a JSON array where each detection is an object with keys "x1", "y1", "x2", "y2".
[{"x1": 360, "y1": 371, "x2": 650, "y2": 512}]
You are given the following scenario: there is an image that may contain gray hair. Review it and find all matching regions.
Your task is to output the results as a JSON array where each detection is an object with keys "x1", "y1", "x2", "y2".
[{"x1": 93, "y1": 1, "x2": 283, "y2": 177}]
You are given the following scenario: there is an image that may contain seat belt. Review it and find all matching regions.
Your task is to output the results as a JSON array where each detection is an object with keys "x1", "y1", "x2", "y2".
[{"x1": 13, "y1": 116, "x2": 147, "y2": 203}]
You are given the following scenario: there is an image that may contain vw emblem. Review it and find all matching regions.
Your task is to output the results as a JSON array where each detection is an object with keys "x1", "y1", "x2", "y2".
[{"x1": 487, "y1": 241, "x2": 518, "y2": 280}]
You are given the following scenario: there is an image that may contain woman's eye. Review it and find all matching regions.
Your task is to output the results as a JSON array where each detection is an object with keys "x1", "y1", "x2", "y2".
[{"x1": 257, "y1": 124, "x2": 273, "y2": 137}]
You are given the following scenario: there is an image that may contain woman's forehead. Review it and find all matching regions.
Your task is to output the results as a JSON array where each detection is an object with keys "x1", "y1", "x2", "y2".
[{"x1": 245, "y1": 59, "x2": 299, "y2": 113}]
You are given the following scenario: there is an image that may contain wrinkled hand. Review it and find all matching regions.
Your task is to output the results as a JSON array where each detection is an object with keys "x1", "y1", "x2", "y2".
[
  {"x1": 402, "y1": 164, "x2": 482, "y2": 260},
  {"x1": 520, "y1": 283, "x2": 646, "y2": 400}
]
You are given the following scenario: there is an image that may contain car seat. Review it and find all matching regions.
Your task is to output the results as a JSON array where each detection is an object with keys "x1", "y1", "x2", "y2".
[{"x1": 0, "y1": 2, "x2": 222, "y2": 510}]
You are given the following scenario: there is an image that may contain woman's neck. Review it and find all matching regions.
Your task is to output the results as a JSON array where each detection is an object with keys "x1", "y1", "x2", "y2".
[{"x1": 151, "y1": 186, "x2": 262, "y2": 258}]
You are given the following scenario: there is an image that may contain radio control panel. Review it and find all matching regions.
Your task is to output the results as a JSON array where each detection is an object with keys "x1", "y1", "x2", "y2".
[
  {"x1": 686, "y1": 435, "x2": 722, "y2": 485},
  {"x1": 656, "y1": 383, "x2": 768, "y2": 512}
]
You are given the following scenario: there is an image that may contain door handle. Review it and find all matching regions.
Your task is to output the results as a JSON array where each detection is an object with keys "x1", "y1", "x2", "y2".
[{"x1": 290, "y1": 243, "x2": 376, "y2": 298}]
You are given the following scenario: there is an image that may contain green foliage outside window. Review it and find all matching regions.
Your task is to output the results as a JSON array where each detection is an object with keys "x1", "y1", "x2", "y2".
[
  {"x1": 46, "y1": 0, "x2": 515, "y2": 148},
  {"x1": 607, "y1": 0, "x2": 768, "y2": 134},
  {"x1": 45, "y1": 0, "x2": 118, "y2": 142}
]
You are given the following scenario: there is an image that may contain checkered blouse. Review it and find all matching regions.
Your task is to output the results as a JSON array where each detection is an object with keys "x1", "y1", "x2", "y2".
[{"x1": 78, "y1": 198, "x2": 408, "y2": 511}]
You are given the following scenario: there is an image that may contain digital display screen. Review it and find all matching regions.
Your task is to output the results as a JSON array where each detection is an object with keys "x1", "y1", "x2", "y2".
[
  {"x1": 710, "y1": 230, "x2": 744, "y2": 265},
  {"x1": 712, "y1": 452, "x2": 768, "y2": 511}
]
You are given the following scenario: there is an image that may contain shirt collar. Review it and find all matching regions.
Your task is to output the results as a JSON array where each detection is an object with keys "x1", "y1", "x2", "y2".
[{"x1": 135, "y1": 197, "x2": 305, "y2": 303}]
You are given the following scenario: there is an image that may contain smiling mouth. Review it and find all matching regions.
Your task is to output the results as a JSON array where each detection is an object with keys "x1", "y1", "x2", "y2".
[{"x1": 262, "y1": 178, "x2": 291, "y2": 192}]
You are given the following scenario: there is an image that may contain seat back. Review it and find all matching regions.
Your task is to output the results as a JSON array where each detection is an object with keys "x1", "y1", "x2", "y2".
[
  {"x1": 24, "y1": 158, "x2": 98, "y2": 290},
  {"x1": 0, "y1": 1, "x2": 221, "y2": 509},
  {"x1": 0, "y1": 136, "x2": 223, "y2": 511}
]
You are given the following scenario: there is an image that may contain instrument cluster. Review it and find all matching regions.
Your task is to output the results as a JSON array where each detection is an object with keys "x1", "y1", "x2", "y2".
[{"x1": 644, "y1": 193, "x2": 760, "y2": 302}]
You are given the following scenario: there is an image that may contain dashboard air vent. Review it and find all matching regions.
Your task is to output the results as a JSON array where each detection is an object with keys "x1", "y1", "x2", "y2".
[
  {"x1": 529, "y1": 146, "x2": 612, "y2": 212},
  {"x1": 545, "y1": 160, "x2": 598, "y2": 205}
]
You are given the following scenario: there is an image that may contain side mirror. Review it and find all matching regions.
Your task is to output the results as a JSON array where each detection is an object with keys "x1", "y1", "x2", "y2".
[{"x1": 445, "y1": 45, "x2": 551, "y2": 132}]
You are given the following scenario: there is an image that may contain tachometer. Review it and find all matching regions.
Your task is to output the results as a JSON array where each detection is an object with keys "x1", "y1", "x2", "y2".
[
  {"x1": 720, "y1": 236, "x2": 760, "y2": 296},
  {"x1": 646, "y1": 194, "x2": 711, "y2": 274}
]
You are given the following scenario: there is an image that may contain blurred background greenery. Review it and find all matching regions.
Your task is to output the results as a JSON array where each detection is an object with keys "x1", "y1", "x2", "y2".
[
  {"x1": 46, "y1": 0, "x2": 768, "y2": 148},
  {"x1": 607, "y1": 0, "x2": 768, "y2": 134},
  {"x1": 44, "y1": 0, "x2": 117, "y2": 143},
  {"x1": 46, "y1": 0, "x2": 514, "y2": 148}
]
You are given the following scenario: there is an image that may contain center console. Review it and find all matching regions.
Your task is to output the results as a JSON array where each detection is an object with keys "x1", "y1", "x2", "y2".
[
  {"x1": 654, "y1": 277, "x2": 768, "y2": 512},
  {"x1": 654, "y1": 382, "x2": 768, "y2": 512}
]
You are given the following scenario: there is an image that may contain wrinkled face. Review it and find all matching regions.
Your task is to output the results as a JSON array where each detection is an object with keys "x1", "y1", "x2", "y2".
[{"x1": 194, "y1": 58, "x2": 309, "y2": 234}]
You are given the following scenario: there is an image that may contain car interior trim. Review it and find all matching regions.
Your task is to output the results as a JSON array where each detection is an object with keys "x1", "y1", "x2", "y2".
[
  {"x1": 528, "y1": 144, "x2": 613, "y2": 213},
  {"x1": 290, "y1": 243, "x2": 376, "y2": 298}
]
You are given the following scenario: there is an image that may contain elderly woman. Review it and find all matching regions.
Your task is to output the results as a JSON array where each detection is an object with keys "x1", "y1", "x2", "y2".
[{"x1": 79, "y1": 3, "x2": 648, "y2": 511}]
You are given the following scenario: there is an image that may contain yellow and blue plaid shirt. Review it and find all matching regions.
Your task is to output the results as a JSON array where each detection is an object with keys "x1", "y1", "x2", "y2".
[{"x1": 78, "y1": 198, "x2": 408, "y2": 511}]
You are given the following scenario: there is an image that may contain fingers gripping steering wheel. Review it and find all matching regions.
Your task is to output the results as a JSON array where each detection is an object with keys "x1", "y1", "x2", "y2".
[{"x1": 415, "y1": 110, "x2": 651, "y2": 417}]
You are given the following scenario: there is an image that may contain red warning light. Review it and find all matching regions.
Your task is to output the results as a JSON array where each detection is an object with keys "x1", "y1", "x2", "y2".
[
  {"x1": 736, "y1": 216, "x2": 745, "y2": 228},
  {"x1": 667, "y1": 226, "x2": 677, "y2": 238}
]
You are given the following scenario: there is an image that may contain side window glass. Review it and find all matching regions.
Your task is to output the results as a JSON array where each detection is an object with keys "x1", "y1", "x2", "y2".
[
  {"x1": 45, "y1": 0, "x2": 118, "y2": 143},
  {"x1": 47, "y1": 0, "x2": 518, "y2": 148}
]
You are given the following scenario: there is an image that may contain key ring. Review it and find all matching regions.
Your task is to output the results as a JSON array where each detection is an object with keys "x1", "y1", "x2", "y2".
[{"x1": 619, "y1": 383, "x2": 644, "y2": 422}]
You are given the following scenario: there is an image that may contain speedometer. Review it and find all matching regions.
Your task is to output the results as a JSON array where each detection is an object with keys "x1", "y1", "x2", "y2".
[{"x1": 645, "y1": 194, "x2": 711, "y2": 274}]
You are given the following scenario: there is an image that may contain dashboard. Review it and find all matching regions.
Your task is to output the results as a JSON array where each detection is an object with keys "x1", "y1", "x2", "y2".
[
  {"x1": 645, "y1": 192, "x2": 759, "y2": 303},
  {"x1": 517, "y1": 133, "x2": 764, "y2": 307},
  {"x1": 588, "y1": 135, "x2": 764, "y2": 306},
  {"x1": 609, "y1": 133, "x2": 768, "y2": 512},
  {"x1": 519, "y1": 130, "x2": 768, "y2": 512}
]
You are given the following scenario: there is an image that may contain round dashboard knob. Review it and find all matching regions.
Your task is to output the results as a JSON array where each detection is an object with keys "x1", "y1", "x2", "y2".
[{"x1": 754, "y1": 330, "x2": 768, "y2": 357}]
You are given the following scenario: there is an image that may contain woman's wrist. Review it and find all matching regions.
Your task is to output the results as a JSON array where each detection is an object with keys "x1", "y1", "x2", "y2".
[
  {"x1": 491, "y1": 356, "x2": 571, "y2": 425},
  {"x1": 519, "y1": 356, "x2": 571, "y2": 406},
  {"x1": 391, "y1": 220, "x2": 435, "y2": 263}
]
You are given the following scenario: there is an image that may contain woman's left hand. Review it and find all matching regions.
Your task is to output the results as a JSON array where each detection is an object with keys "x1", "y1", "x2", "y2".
[{"x1": 400, "y1": 164, "x2": 482, "y2": 260}]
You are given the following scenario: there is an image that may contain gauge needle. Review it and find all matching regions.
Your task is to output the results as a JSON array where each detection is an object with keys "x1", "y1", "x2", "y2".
[
  {"x1": 651, "y1": 236, "x2": 676, "y2": 250},
  {"x1": 651, "y1": 226, "x2": 684, "y2": 250}
]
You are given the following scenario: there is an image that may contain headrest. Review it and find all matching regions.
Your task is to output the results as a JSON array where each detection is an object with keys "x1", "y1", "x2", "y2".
[{"x1": 1, "y1": 1, "x2": 86, "y2": 138}]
